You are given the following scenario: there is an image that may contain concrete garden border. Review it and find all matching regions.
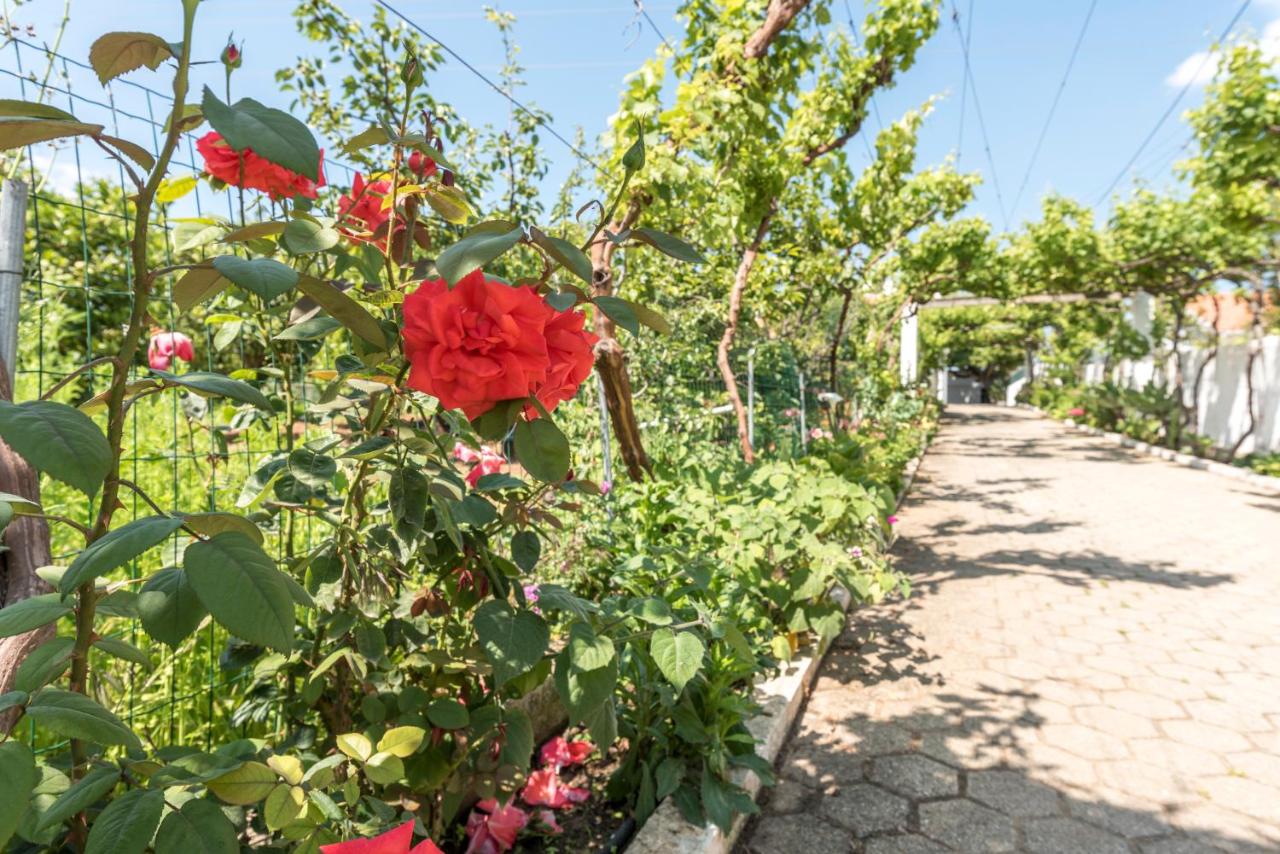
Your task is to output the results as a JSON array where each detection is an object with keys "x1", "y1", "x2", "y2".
[
  {"x1": 1019, "y1": 405, "x2": 1280, "y2": 496},
  {"x1": 624, "y1": 448, "x2": 929, "y2": 854}
]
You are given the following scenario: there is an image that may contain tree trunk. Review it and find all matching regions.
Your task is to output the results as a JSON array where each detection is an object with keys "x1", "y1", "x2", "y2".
[
  {"x1": 0, "y1": 356, "x2": 54, "y2": 734},
  {"x1": 1188, "y1": 295, "x2": 1220, "y2": 442},
  {"x1": 1228, "y1": 285, "x2": 1265, "y2": 461},
  {"x1": 717, "y1": 202, "x2": 777, "y2": 464},
  {"x1": 827, "y1": 286, "x2": 853, "y2": 390},
  {"x1": 589, "y1": 205, "x2": 651, "y2": 481},
  {"x1": 1166, "y1": 301, "x2": 1186, "y2": 449}
]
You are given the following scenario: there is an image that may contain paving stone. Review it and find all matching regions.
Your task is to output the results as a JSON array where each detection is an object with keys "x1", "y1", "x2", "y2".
[
  {"x1": 863, "y1": 835, "x2": 949, "y2": 854},
  {"x1": 1022, "y1": 816, "x2": 1130, "y2": 854},
  {"x1": 740, "y1": 813, "x2": 850, "y2": 853},
  {"x1": 966, "y1": 770, "x2": 1061, "y2": 817},
  {"x1": 918, "y1": 798, "x2": 1017, "y2": 852},
  {"x1": 817, "y1": 783, "x2": 909, "y2": 837},
  {"x1": 735, "y1": 407, "x2": 1280, "y2": 854},
  {"x1": 869, "y1": 754, "x2": 959, "y2": 799}
]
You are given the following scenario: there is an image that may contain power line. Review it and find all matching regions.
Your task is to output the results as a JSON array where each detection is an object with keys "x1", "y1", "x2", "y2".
[
  {"x1": 842, "y1": 0, "x2": 884, "y2": 133},
  {"x1": 1093, "y1": 0, "x2": 1252, "y2": 207},
  {"x1": 373, "y1": 0, "x2": 616, "y2": 180},
  {"x1": 955, "y1": 0, "x2": 973, "y2": 159},
  {"x1": 633, "y1": 0, "x2": 676, "y2": 55},
  {"x1": 948, "y1": 1, "x2": 1008, "y2": 230},
  {"x1": 1009, "y1": 0, "x2": 1098, "y2": 218}
]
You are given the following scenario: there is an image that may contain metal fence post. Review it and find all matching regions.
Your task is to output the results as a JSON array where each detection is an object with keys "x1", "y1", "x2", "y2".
[
  {"x1": 746, "y1": 348, "x2": 755, "y2": 449},
  {"x1": 0, "y1": 178, "x2": 28, "y2": 393},
  {"x1": 798, "y1": 370, "x2": 807, "y2": 453}
]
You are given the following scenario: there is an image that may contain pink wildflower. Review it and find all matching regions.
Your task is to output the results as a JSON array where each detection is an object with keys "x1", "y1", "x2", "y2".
[
  {"x1": 538, "y1": 736, "x2": 592, "y2": 772},
  {"x1": 887, "y1": 515, "x2": 899, "y2": 525},
  {"x1": 465, "y1": 799, "x2": 528, "y2": 854},
  {"x1": 453, "y1": 442, "x2": 506, "y2": 487},
  {"x1": 521, "y1": 768, "x2": 589, "y2": 809}
]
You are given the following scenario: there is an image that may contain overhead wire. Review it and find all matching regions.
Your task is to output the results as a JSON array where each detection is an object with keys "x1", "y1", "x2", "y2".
[
  {"x1": 373, "y1": 0, "x2": 617, "y2": 180},
  {"x1": 1009, "y1": 0, "x2": 1099, "y2": 218},
  {"x1": 1092, "y1": 0, "x2": 1252, "y2": 207},
  {"x1": 948, "y1": 1, "x2": 1009, "y2": 230},
  {"x1": 955, "y1": 0, "x2": 973, "y2": 160}
]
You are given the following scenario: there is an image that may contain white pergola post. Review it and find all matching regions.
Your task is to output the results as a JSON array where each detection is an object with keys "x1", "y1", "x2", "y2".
[{"x1": 899, "y1": 302, "x2": 919, "y2": 386}]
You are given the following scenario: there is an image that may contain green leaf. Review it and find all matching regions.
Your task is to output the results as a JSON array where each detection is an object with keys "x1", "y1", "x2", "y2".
[
  {"x1": 567, "y1": 622, "x2": 615, "y2": 672},
  {"x1": 336, "y1": 733, "x2": 372, "y2": 762},
  {"x1": 534, "y1": 584, "x2": 598, "y2": 621},
  {"x1": 60, "y1": 515, "x2": 184, "y2": 595},
  {"x1": 0, "y1": 117, "x2": 104, "y2": 150},
  {"x1": 156, "y1": 174, "x2": 198, "y2": 203},
  {"x1": 184, "y1": 533, "x2": 295, "y2": 652},
  {"x1": 0, "y1": 594, "x2": 71, "y2": 638},
  {"x1": 221, "y1": 221, "x2": 286, "y2": 242},
  {"x1": 0, "y1": 99, "x2": 77, "y2": 121},
  {"x1": 153, "y1": 370, "x2": 273, "y2": 412},
  {"x1": 630, "y1": 227, "x2": 705, "y2": 263},
  {"x1": 426, "y1": 698, "x2": 470, "y2": 730},
  {"x1": 582, "y1": 696, "x2": 618, "y2": 750},
  {"x1": 650, "y1": 628, "x2": 705, "y2": 692},
  {"x1": 631, "y1": 301, "x2": 672, "y2": 334},
  {"x1": 377, "y1": 726, "x2": 425, "y2": 758},
  {"x1": 513, "y1": 418, "x2": 570, "y2": 482},
  {"x1": 511, "y1": 530, "x2": 540, "y2": 572},
  {"x1": 85, "y1": 789, "x2": 164, "y2": 854},
  {"x1": 36, "y1": 765, "x2": 120, "y2": 832},
  {"x1": 0, "y1": 400, "x2": 111, "y2": 496},
  {"x1": 154, "y1": 798, "x2": 239, "y2": 854},
  {"x1": 275, "y1": 316, "x2": 341, "y2": 341},
  {"x1": 529, "y1": 227, "x2": 593, "y2": 283},
  {"x1": 553, "y1": 649, "x2": 617, "y2": 720},
  {"x1": 26, "y1": 688, "x2": 141, "y2": 750},
  {"x1": 594, "y1": 296, "x2": 639, "y2": 335},
  {"x1": 340, "y1": 125, "x2": 389, "y2": 154},
  {"x1": 171, "y1": 266, "x2": 229, "y2": 313},
  {"x1": 200, "y1": 87, "x2": 321, "y2": 181},
  {"x1": 13, "y1": 636, "x2": 74, "y2": 692},
  {"x1": 0, "y1": 741, "x2": 36, "y2": 846},
  {"x1": 92, "y1": 637, "x2": 152, "y2": 671},
  {"x1": 182, "y1": 512, "x2": 263, "y2": 545},
  {"x1": 288, "y1": 448, "x2": 336, "y2": 489},
  {"x1": 88, "y1": 32, "x2": 173, "y2": 84},
  {"x1": 262, "y1": 784, "x2": 306, "y2": 830},
  {"x1": 435, "y1": 224, "x2": 523, "y2": 285},
  {"x1": 632, "y1": 596, "x2": 673, "y2": 625},
  {"x1": 98, "y1": 135, "x2": 155, "y2": 171},
  {"x1": 296, "y1": 275, "x2": 386, "y2": 348},
  {"x1": 363, "y1": 752, "x2": 404, "y2": 786},
  {"x1": 282, "y1": 218, "x2": 339, "y2": 254},
  {"x1": 211, "y1": 256, "x2": 298, "y2": 301},
  {"x1": 207, "y1": 761, "x2": 276, "y2": 805},
  {"x1": 339, "y1": 436, "x2": 393, "y2": 460},
  {"x1": 174, "y1": 218, "x2": 226, "y2": 253},
  {"x1": 424, "y1": 184, "x2": 471, "y2": 225},
  {"x1": 474, "y1": 600, "x2": 549, "y2": 688}
]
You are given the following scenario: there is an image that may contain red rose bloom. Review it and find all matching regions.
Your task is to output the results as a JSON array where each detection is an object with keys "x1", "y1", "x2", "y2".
[
  {"x1": 531, "y1": 308, "x2": 597, "y2": 414},
  {"x1": 337, "y1": 172, "x2": 397, "y2": 248},
  {"x1": 196, "y1": 131, "x2": 324, "y2": 200},
  {"x1": 403, "y1": 270, "x2": 553, "y2": 419},
  {"x1": 408, "y1": 150, "x2": 437, "y2": 178}
]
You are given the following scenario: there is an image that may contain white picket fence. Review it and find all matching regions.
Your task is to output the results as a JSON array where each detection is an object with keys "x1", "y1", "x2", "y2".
[{"x1": 1083, "y1": 335, "x2": 1280, "y2": 455}]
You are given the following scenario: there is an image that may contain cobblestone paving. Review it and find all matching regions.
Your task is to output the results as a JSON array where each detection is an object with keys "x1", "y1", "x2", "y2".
[{"x1": 738, "y1": 406, "x2": 1280, "y2": 854}]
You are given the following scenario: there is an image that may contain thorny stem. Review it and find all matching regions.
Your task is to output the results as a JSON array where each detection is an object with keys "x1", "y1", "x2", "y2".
[{"x1": 67, "y1": 0, "x2": 198, "y2": 802}]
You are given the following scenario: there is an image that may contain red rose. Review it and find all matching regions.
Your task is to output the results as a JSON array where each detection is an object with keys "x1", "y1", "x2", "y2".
[
  {"x1": 530, "y1": 307, "x2": 597, "y2": 415},
  {"x1": 337, "y1": 172, "x2": 396, "y2": 248},
  {"x1": 196, "y1": 131, "x2": 324, "y2": 201},
  {"x1": 402, "y1": 270, "x2": 553, "y2": 419},
  {"x1": 408, "y1": 150, "x2": 437, "y2": 178}
]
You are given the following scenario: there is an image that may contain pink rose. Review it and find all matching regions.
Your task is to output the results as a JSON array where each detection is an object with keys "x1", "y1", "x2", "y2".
[
  {"x1": 148, "y1": 331, "x2": 194, "y2": 371},
  {"x1": 538, "y1": 736, "x2": 592, "y2": 771},
  {"x1": 453, "y1": 441, "x2": 506, "y2": 487},
  {"x1": 520, "y1": 768, "x2": 589, "y2": 809}
]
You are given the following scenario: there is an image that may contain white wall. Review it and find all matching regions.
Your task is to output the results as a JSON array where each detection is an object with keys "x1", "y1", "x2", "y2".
[{"x1": 1108, "y1": 335, "x2": 1280, "y2": 454}]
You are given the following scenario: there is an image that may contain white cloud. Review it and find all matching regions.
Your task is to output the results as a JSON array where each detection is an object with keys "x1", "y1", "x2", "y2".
[{"x1": 1165, "y1": 18, "x2": 1280, "y2": 88}]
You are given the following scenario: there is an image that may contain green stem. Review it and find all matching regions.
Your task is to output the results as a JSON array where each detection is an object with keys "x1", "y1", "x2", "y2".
[{"x1": 67, "y1": 0, "x2": 199, "y2": 791}]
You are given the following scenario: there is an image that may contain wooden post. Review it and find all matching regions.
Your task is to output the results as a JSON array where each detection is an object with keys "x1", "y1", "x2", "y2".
[{"x1": 0, "y1": 178, "x2": 27, "y2": 389}]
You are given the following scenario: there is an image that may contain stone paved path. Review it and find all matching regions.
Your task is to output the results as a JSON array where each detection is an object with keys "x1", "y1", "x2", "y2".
[{"x1": 738, "y1": 405, "x2": 1280, "y2": 854}]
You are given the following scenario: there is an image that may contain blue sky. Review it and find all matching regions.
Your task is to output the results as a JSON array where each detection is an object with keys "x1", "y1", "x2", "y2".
[{"x1": 5, "y1": 0, "x2": 1279, "y2": 234}]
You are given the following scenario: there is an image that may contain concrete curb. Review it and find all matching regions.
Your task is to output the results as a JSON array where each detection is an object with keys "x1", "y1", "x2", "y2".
[
  {"x1": 1018, "y1": 405, "x2": 1280, "y2": 496},
  {"x1": 624, "y1": 443, "x2": 931, "y2": 854}
]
